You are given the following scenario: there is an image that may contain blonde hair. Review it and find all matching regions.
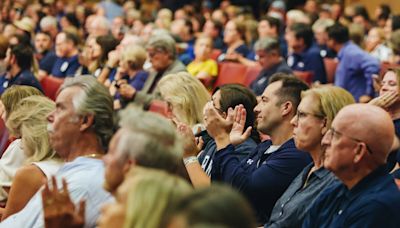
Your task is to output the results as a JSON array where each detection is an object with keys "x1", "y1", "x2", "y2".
[
  {"x1": 157, "y1": 72, "x2": 210, "y2": 127},
  {"x1": 302, "y1": 85, "x2": 355, "y2": 128},
  {"x1": 6, "y1": 95, "x2": 57, "y2": 163},
  {"x1": 123, "y1": 167, "x2": 192, "y2": 228},
  {"x1": 120, "y1": 44, "x2": 147, "y2": 70},
  {"x1": 1, "y1": 85, "x2": 43, "y2": 120}
]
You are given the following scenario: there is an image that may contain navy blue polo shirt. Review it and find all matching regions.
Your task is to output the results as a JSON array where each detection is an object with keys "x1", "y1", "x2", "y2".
[
  {"x1": 211, "y1": 138, "x2": 312, "y2": 224},
  {"x1": 287, "y1": 45, "x2": 327, "y2": 84},
  {"x1": 51, "y1": 55, "x2": 80, "y2": 78},
  {"x1": 39, "y1": 51, "x2": 57, "y2": 74},
  {"x1": 0, "y1": 69, "x2": 43, "y2": 95},
  {"x1": 303, "y1": 165, "x2": 400, "y2": 228}
]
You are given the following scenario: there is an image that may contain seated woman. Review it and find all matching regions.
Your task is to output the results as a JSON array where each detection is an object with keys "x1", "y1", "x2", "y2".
[
  {"x1": 187, "y1": 35, "x2": 218, "y2": 88},
  {"x1": 218, "y1": 19, "x2": 250, "y2": 62},
  {"x1": 369, "y1": 68, "x2": 400, "y2": 171},
  {"x1": 42, "y1": 167, "x2": 192, "y2": 228},
  {"x1": 111, "y1": 44, "x2": 149, "y2": 109},
  {"x1": 157, "y1": 72, "x2": 210, "y2": 132},
  {"x1": 1, "y1": 95, "x2": 62, "y2": 220},
  {"x1": 178, "y1": 84, "x2": 258, "y2": 187},
  {"x1": 79, "y1": 35, "x2": 119, "y2": 78},
  {"x1": 365, "y1": 27, "x2": 392, "y2": 62},
  {"x1": 266, "y1": 85, "x2": 355, "y2": 227},
  {"x1": 0, "y1": 86, "x2": 42, "y2": 203}
]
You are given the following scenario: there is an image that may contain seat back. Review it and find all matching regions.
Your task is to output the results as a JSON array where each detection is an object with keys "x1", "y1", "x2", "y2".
[
  {"x1": 210, "y1": 49, "x2": 222, "y2": 61},
  {"x1": 244, "y1": 65, "x2": 262, "y2": 87},
  {"x1": 324, "y1": 58, "x2": 338, "y2": 83},
  {"x1": 214, "y1": 62, "x2": 248, "y2": 89},
  {"x1": 148, "y1": 100, "x2": 169, "y2": 118},
  {"x1": 40, "y1": 76, "x2": 64, "y2": 101},
  {"x1": 292, "y1": 71, "x2": 314, "y2": 85}
]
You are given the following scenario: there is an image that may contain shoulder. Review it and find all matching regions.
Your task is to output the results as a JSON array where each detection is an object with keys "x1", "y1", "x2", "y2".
[{"x1": 14, "y1": 165, "x2": 46, "y2": 186}]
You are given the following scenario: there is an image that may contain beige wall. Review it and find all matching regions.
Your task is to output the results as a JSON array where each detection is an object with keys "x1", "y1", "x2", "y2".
[{"x1": 345, "y1": 0, "x2": 400, "y2": 17}]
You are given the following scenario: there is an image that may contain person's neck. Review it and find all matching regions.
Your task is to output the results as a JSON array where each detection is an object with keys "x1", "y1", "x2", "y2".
[
  {"x1": 388, "y1": 103, "x2": 400, "y2": 120},
  {"x1": 293, "y1": 45, "x2": 306, "y2": 54},
  {"x1": 66, "y1": 134, "x2": 105, "y2": 162},
  {"x1": 308, "y1": 145, "x2": 324, "y2": 169},
  {"x1": 128, "y1": 69, "x2": 138, "y2": 79},
  {"x1": 66, "y1": 49, "x2": 78, "y2": 58},
  {"x1": 334, "y1": 42, "x2": 345, "y2": 53},
  {"x1": 268, "y1": 121, "x2": 293, "y2": 145},
  {"x1": 336, "y1": 165, "x2": 375, "y2": 189},
  {"x1": 9, "y1": 65, "x2": 21, "y2": 78}
]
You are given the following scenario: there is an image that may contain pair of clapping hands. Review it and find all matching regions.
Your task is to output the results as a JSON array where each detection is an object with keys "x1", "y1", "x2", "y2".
[
  {"x1": 369, "y1": 90, "x2": 399, "y2": 109},
  {"x1": 177, "y1": 102, "x2": 252, "y2": 155}
]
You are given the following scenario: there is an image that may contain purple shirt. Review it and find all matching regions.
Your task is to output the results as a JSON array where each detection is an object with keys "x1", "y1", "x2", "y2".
[{"x1": 335, "y1": 41, "x2": 380, "y2": 101}]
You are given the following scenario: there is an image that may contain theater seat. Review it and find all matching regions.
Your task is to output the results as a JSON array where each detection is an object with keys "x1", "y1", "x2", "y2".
[
  {"x1": 214, "y1": 62, "x2": 248, "y2": 89},
  {"x1": 148, "y1": 100, "x2": 169, "y2": 118},
  {"x1": 292, "y1": 71, "x2": 314, "y2": 85},
  {"x1": 210, "y1": 49, "x2": 222, "y2": 61},
  {"x1": 244, "y1": 65, "x2": 262, "y2": 87},
  {"x1": 324, "y1": 58, "x2": 338, "y2": 83},
  {"x1": 40, "y1": 76, "x2": 64, "y2": 101}
]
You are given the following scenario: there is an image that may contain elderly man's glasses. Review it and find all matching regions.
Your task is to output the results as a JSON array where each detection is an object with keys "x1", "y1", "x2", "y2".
[
  {"x1": 147, "y1": 48, "x2": 165, "y2": 57},
  {"x1": 326, "y1": 127, "x2": 373, "y2": 154}
]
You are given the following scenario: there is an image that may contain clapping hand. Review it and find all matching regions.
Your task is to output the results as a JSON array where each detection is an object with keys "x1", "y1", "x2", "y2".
[
  {"x1": 229, "y1": 104, "x2": 252, "y2": 146},
  {"x1": 176, "y1": 122, "x2": 204, "y2": 158},
  {"x1": 42, "y1": 176, "x2": 85, "y2": 228}
]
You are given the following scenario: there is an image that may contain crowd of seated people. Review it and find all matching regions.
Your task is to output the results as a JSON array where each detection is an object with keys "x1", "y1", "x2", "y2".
[{"x1": 0, "y1": 0, "x2": 399, "y2": 227}]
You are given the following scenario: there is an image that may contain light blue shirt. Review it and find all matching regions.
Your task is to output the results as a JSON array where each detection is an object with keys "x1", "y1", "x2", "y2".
[{"x1": 0, "y1": 157, "x2": 114, "y2": 228}]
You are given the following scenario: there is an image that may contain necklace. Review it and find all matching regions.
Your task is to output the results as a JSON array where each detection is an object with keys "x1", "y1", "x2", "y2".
[{"x1": 81, "y1": 153, "x2": 104, "y2": 159}]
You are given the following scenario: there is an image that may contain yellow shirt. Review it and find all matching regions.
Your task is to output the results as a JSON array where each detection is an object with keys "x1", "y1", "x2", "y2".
[{"x1": 187, "y1": 59, "x2": 218, "y2": 77}]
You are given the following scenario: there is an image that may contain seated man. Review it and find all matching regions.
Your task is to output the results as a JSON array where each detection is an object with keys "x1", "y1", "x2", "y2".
[
  {"x1": 50, "y1": 32, "x2": 81, "y2": 78},
  {"x1": 250, "y1": 38, "x2": 292, "y2": 96},
  {"x1": 286, "y1": 23, "x2": 327, "y2": 84},
  {"x1": 303, "y1": 104, "x2": 400, "y2": 227},
  {"x1": 206, "y1": 74, "x2": 312, "y2": 223},
  {"x1": 0, "y1": 76, "x2": 114, "y2": 227},
  {"x1": 0, "y1": 44, "x2": 43, "y2": 94}
]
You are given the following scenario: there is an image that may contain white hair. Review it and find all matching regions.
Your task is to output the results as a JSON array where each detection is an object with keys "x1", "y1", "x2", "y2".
[{"x1": 40, "y1": 16, "x2": 57, "y2": 29}]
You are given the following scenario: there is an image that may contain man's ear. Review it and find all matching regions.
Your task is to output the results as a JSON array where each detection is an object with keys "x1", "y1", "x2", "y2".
[
  {"x1": 353, "y1": 143, "x2": 367, "y2": 163},
  {"x1": 281, "y1": 101, "x2": 293, "y2": 117},
  {"x1": 321, "y1": 118, "x2": 328, "y2": 135},
  {"x1": 80, "y1": 114, "x2": 94, "y2": 131},
  {"x1": 123, "y1": 159, "x2": 136, "y2": 174}
]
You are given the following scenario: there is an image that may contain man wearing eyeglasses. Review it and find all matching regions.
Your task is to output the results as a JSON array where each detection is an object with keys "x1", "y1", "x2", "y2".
[{"x1": 303, "y1": 104, "x2": 400, "y2": 227}]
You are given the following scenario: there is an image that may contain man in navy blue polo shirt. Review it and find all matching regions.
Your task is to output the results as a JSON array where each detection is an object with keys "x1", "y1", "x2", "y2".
[
  {"x1": 303, "y1": 104, "x2": 400, "y2": 227},
  {"x1": 50, "y1": 31, "x2": 80, "y2": 78},
  {"x1": 0, "y1": 44, "x2": 42, "y2": 94},
  {"x1": 285, "y1": 23, "x2": 327, "y2": 84},
  {"x1": 205, "y1": 74, "x2": 312, "y2": 224}
]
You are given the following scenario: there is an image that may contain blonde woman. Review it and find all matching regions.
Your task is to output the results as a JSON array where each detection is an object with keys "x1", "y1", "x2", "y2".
[
  {"x1": 1, "y1": 95, "x2": 62, "y2": 220},
  {"x1": 112, "y1": 44, "x2": 149, "y2": 109},
  {"x1": 266, "y1": 85, "x2": 355, "y2": 227},
  {"x1": 157, "y1": 72, "x2": 210, "y2": 131},
  {"x1": 0, "y1": 86, "x2": 42, "y2": 203}
]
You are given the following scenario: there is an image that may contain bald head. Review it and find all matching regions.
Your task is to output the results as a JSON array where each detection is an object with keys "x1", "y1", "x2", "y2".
[{"x1": 335, "y1": 104, "x2": 394, "y2": 163}]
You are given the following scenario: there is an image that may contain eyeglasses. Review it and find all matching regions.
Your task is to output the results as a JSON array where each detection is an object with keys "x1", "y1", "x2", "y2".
[
  {"x1": 294, "y1": 110, "x2": 325, "y2": 123},
  {"x1": 325, "y1": 127, "x2": 373, "y2": 154},
  {"x1": 147, "y1": 48, "x2": 165, "y2": 58},
  {"x1": 208, "y1": 100, "x2": 224, "y2": 114}
]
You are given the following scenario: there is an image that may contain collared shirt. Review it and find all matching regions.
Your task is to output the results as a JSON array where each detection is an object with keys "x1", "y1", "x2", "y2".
[
  {"x1": 211, "y1": 139, "x2": 312, "y2": 224},
  {"x1": 51, "y1": 55, "x2": 81, "y2": 78},
  {"x1": 335, "y1": 41, "x2": 380, "y2": 101},
  {"x1": 0, "y1": 69, "x2": 43, "y2": 95},
  {"x1": 267, "y1": 164, "x2": 337, "y2": 228},
  {"x1": 250, "y1": 60, "x2": 292, "y2": 96},
  {"x1": 0, "y1": 157, "x2": 114, "y2": 228},
  {"x1": 303, "y1": 165, "x2": 400, "y2": 228},
  {"x1": 287, "y1": 45, "x2": 327, "y2": 83}
]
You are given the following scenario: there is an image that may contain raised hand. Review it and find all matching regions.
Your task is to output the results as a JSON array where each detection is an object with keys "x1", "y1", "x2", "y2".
[
  {"x1": 42, "y1": 176, "x2": 85, "y2": 228},
  {"x1": 230, "y1": 104, "x2": 252, "y2": 146},
  {"x1": 176, "y1": 122, "x2": 200, "y2": 158},
  {"x1": 369, "y1": 91, "x2": 399, "y2": 109}
]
